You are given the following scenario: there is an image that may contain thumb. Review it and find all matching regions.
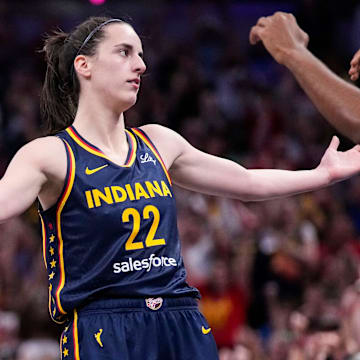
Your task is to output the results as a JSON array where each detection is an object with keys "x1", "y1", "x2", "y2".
[{"x1": 329, "y1": 135, "x2": 340, "y2": 150}]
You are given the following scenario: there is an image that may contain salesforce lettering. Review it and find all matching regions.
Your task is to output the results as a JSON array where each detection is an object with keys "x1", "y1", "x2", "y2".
[{"x1": 113, "y1": 254, "x2": 177, "y2": 273}]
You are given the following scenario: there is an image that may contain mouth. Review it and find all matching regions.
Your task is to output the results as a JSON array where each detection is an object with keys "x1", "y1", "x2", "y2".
[
  {"x1": 126, "y1": 78, "x2": 140, "y2": 85},
  {"x1": 127, "y1": 78, "x2": 140, "y2": 87}
]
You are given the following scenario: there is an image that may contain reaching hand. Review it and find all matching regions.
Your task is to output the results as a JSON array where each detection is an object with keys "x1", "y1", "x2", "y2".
[
  {"x1": 349, "y1": 49, "x2": 360, "y2": 81},
  {"x1": 249, "y1": 12, "x2": 309, "y2": 65},
  {"x1": 318, "y1": 136, "x2": 360, "y2": 183}
]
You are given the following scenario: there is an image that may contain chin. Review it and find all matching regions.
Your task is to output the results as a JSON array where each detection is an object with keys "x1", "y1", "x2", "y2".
[{"x1": 118, "y1": 95, "x2": 138, "y2": 112}]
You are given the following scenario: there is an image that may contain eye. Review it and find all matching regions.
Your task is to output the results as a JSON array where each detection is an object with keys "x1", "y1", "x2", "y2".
[{"x1": 119, "y1": 48, "x2": 129, "y2": 57}]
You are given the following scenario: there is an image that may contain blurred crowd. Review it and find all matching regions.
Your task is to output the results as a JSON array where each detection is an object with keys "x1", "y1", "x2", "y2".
[{"x1": 1, "y1": 0, "x2": 360, "y2": 359}]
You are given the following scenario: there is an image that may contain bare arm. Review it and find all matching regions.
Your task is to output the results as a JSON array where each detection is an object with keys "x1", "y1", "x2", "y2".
[
  {"x1": 141, "y1": 125, "x2": 360, "y2": 201},
  {"x1": 249, "y1": 12, "x2": 360, "y2": 143},
  {"x1": 0, "y1": 137, "x2": 66, "y2": 222}
]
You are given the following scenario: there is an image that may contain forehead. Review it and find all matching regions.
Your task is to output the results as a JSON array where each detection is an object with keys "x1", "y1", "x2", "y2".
[{"x1": 100, "y1": 23, "x2": 143, "y2": 51}]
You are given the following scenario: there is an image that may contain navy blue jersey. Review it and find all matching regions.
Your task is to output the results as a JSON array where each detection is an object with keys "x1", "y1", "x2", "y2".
[{"x1": 39, "y1": 126, "x2": 199, "y2": 323}]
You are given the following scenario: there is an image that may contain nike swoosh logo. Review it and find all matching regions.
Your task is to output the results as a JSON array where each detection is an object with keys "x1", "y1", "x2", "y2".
[
  {"x1": 85, "y1": 165, "x2": 108, "y2": 175},
  {"x1": 202, "y1": 326, "x2": 211, "y2": 335}
]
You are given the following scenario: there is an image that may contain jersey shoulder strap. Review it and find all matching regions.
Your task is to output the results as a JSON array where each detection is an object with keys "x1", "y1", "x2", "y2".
[{"x1": 131, "y1": 127, "x2": 172, "y2": 186}]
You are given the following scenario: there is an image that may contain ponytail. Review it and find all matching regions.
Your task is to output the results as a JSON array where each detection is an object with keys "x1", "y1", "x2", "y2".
[{"x1": 40, "y1": 31, "x2": 79, "y2": 135}]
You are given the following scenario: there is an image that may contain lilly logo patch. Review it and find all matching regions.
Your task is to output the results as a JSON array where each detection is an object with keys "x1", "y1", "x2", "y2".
[{"x1": 140, "y1": 153, "x2": 156, "y2": 165}]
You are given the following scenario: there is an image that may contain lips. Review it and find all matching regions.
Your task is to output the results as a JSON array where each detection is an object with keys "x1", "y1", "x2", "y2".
[{"x1": 127, "y1": 78, "x2": 140, "y2": 85}]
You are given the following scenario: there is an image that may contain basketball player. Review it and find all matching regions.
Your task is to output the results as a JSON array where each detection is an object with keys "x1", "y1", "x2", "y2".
[
  {"x1": 249, "y1": 11, "x2": 360, "y2": 144},
  {"x1": 2, "y1": 16, "x2": 360, "y2": 360}
]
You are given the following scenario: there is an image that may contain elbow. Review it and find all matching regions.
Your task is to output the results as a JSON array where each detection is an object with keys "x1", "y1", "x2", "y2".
[{"x1": 232, "y1": 173, "x2": 270, "y2": 202}]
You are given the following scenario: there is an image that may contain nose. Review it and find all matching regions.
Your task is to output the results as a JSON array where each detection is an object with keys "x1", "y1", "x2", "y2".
[{"x1": 133, "y1": 55, "x2": 146, "y2": 75}]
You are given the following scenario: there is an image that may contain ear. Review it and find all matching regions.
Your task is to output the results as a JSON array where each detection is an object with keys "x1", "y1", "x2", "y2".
[{"x1": 73, "y1": 55, "x2": 92, "y2": 79}]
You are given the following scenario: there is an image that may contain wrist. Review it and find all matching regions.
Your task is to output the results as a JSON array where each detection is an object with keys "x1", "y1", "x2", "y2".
[
  {"x1": 314, "y1": 165, "x2": 332, "y2": 187},
  {"x1": 282, "y1": 46, "x2": 313, "y2": 73}
]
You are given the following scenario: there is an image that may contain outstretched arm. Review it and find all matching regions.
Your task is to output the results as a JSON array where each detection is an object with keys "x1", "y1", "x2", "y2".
[
  {"x1": 142, "y1": 125, "x2": 360, "y2": 201},
  {"x1": 249, "y1": 12, "x2": 360, "y2": 143}
]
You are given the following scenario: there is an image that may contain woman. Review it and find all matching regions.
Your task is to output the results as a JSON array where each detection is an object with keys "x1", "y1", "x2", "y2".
[{"x1": 1, "y1": 16, "x2": 360, "y2": 360}]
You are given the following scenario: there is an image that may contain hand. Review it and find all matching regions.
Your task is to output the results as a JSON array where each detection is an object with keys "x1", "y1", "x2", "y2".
[
  {"x1": 349, "y1": 49, "x2": 360, "y2": 81},
  {"x1": 318, "y1": 136, "x2": 360, "y2": 183},
  {"x1": 249, "y1": 12, "x2": 309, "y2": 65}
]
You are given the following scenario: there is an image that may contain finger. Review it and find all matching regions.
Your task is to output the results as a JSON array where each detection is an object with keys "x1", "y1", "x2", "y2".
[
  {"x1": 352, "y1": 144, "x2": 360, "y2": 151},
  {"x1": 329, "y1": 135, "x2": 340, "y2": 150},
  {"x1": 249, "y1": 26, "x2": 263, "y2": 45},
  {"x1": 256, "y1": 16, "x2": 269, "y2": 27},
  {"x1": 349, "y1": 66, "x2": 360, "y2": 81},
  {"x1": 350, "y1": 73, "x2": 359, "y2": 82},
  {"x1": 349, "y1": 66, "x2": 357, "y2": 75},
  {"x1": 350, "y1": 50, "x2": 360, "y2": 66},
  {"x1": 301, "y1": 30, "x2": 309, "y2": 47},
  {"x1": 288, "y1": 12, "x2": 299, "y2": 25},
  {"x1": 350, "y1": 58, "x2": 359, "y2": 67},
  {"x1": 274, "y1": 11, "x2": 290, "y2": 18},
  {"x1": 350, "y1": 52, "x2": 360, "y2": 80},
  {"x1": 287, "y1": 13, "x2": 296, "y2": 21},
  {"x1": 349, "y1": 57, "x2": 360, "y2": 80},
  {"x1": 350, "y1": 62, "x2": 360, "y2": 78}
]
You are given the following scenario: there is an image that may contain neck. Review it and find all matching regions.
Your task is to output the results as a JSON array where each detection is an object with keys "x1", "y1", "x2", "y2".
[{"x1": 72, "y1": 94, "x2": 128, "y2": 153}]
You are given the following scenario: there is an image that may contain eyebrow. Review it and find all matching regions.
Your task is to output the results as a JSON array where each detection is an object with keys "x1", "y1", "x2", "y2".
[{"x1": 114, "y1": 43, "x2": 144, "y2": 58}]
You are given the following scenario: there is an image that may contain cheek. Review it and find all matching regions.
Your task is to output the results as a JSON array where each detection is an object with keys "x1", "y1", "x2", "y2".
[
  {"x1": 92, "y1": 72, "x2": 123, "y2": 97},
  {"x1": 93, "y1": 60, "x2": 125, "y2": 83}
]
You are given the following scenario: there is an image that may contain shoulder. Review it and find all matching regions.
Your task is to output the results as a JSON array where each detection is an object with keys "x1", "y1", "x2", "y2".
[
  {"x1": 138, "y1": 124, "x2": 183, "y2": 142},
  {"x1": 15, "y1": 136, "x2": 67, "y2": 175},
  {"x1": 22, "y1": 135, "x2": 64, "y2": 151},
  {"x1": 137, "y1": 124, "x2": 187, "y2": 169},
  {"x1": 18, "y1": 136, "x2": 65, "y2": 162}
]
